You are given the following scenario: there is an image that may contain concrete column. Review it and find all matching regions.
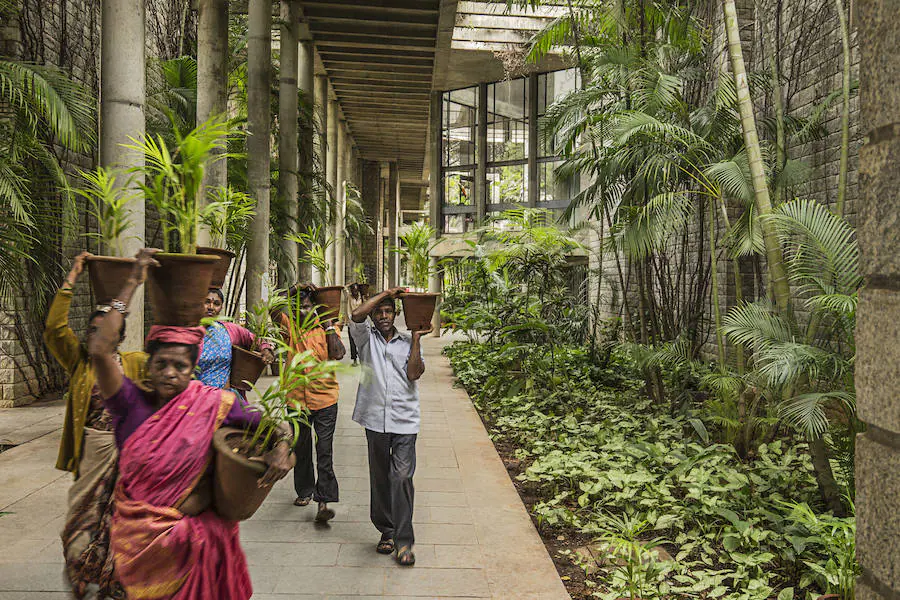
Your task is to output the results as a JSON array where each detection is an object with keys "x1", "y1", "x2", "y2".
[
  {"x1": 429, "y1": 92, "x2": 442, "y2": 235},
  {"x1": 277, "y1": 0, "x2": 300, "y2": 288},
  {"x1": 475, "y1": 82, "x2": 488, "y2": 222},
  {"x1": 196, "y1": 0, "x2": 228, "y2": 247},
  {"x1": 428, "y1": 255, "x2": 441, "y2": 337},
  {"x1": 388, "y1": 162, "x2": 400, "y2": 288},
  {"x1": 335, "y1": 121, "x2": 346, "y2": 286},
  {"x1": 312, "y1": 75, "x2": 328, "y2": 286},
  {"x1": 855, "y1": 4, "x2": 900, "y2": 598},
  {"x1": 297, "y1": 39, "x2": 314, "y2": 282},
  {"x1": 326, "y1": 96, "x2": 339, "y2": 282},
  {"x1": 101, "y1": 0, "x2": 145, "y2": 350},
  {"x1": 246, "y1": 0, "x2": 272, "y2": 307},
  {"x1": 378, "y1": 161, "x2": 390, "y2": 290}
]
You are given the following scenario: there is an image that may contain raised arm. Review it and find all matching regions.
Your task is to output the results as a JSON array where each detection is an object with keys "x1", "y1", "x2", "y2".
[
  {"x1": 43, "y1": 252, "x2": 91, "y2": 373},
  {"x1": 88, "y1": 249, "x2": 159, "y2": 399},
  {"x1": 351, "y1": 287, "x2": 405, "y2": 323},
  {"x1": 325, "y1": 323, "x2": 346, "y2": 360},
  {"x1": 406, "y1": 328, "x2": 429, "y2": 381}
]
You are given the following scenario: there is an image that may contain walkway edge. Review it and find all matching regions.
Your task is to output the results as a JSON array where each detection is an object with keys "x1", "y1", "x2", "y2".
[{"x1": 430, "y1": 341, "x2": 571, "y2": 599}]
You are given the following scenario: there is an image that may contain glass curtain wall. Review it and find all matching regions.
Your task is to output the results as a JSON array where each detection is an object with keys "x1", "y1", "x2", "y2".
[
  {"x1": 441, "y1": 87, "x2": 477, "y2": 233},
  {"x1": 438, "y1": 68, "x2": 578, "y2": 233}
]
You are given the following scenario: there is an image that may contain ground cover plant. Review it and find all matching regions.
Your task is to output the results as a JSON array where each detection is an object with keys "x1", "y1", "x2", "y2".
[{"x1": 446, "y1": 340, "x2": 857, "y2": 599}]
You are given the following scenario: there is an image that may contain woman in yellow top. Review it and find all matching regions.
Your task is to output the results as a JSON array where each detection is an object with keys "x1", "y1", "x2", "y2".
[{"x1": 43, "y1": 251, "x2": 146, "y2": 599}]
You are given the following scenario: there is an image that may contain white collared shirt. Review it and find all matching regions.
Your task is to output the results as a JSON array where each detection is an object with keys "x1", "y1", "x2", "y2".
[{"x1": 348, "y1": 320, "x2": 422, "y2": 434}]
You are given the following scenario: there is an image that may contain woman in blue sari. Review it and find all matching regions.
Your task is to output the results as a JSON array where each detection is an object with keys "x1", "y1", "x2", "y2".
[{"x1": 198, "y1": 289, "x2": 274, "y2": 394}]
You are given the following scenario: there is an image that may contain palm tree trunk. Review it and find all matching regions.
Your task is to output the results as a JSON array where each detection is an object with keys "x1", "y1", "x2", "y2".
[
  {"x1": 721, "y1": 0, "x2": 792, "y2": 316},
  {"x1": 709, "y1": 201, "x2": 725, "y2": 365},
  {"x1": 834, "y1": 0, "x2": 852, "y2": 218},
  {"x1": 809, "y1": 435, "x2": 847, "y2": 516}
]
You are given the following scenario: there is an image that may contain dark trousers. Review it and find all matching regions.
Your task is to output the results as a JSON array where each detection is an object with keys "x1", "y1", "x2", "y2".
[
  {"x1": 365, "y1": 429, "x2": 417, "y2": 548},
  {"x1": 348, "y1": 334, "x2": 359, "y2": 361},
  {"x1": 293, "y1": 404, "x2": 339, "y2": 503}
]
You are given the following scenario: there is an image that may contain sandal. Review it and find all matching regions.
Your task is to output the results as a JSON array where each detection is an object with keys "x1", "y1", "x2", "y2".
[
  {"x1": 376, "y1": 537, "x2": 395, "y2": 555},
  {"x1": 314, "y1": 503, "x2": 335, "y2": 522},
  {"x1": 395, "y1": 546, "x2": 416, "y2": 566},
  {"x1": 293, "y1": 496, "x2": 312, "y2": 507}
]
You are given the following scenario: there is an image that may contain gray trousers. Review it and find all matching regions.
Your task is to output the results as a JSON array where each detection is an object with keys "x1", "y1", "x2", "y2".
[{"x1": 365, "y1": 429, "x2": 417, "y2": 548}]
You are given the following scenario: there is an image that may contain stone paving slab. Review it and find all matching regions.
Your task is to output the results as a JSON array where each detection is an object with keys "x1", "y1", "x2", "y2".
[{"x1": 0, "y1": 334, "x2": 568, "y2": 599}]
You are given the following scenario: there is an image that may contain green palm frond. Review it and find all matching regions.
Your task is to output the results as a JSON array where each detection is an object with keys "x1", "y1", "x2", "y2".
[
  {"x1": 781, "y1": 391, "x2": 856, "y2": 439},
  {"x1": 722, "y1": 301, "x2": 796, "y2": 352},
  {"x1": 767, "y1": 199, "x2": 862, "y2": 297},
  {"x1": 0, "y1": 60, "x2": 95, "y2": 152}
]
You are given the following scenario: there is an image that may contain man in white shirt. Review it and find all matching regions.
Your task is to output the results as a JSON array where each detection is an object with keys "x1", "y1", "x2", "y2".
[{"x1": 348, "y1": 287, "x2": 430, "y2": 567}]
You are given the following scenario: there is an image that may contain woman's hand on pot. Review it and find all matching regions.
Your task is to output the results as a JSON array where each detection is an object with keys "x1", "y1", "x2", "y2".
[
  {"x1": 258, "y1": 441, "x2": 292, "y2": 488},
  {"x1": 64, "y1": 251, "x2": 92, "y2": 288},
  {"x1": 130, "y1": 248, "x2": 161, "y2": 284},
  {"x1": 261, "y1": 347, "x2": 275, "y2": 365}
]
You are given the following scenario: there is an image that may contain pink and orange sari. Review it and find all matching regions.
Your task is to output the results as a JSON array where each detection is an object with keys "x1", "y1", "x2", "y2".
[{"x1": 110, "y1": 382, "x2": 252, "y2": 600}]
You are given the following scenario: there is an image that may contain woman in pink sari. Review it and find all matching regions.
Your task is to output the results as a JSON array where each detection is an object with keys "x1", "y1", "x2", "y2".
[{"x1": 88, "y1": 249, "x2": 293, "y2": 600}]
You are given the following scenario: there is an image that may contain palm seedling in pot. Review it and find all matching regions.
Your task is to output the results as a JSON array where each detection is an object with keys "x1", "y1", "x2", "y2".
[
  {"x1": 198, "y1": 186, "x2": 254, "y2": 290},
  {"x1": 75, "y1": 167, "x2": 138, "y2": 304},
  {"x1": 126, "y1": 116, "x2": 235, "y2": 326},
  {"x1": 230, "y1": 293, "x2": 286, "y2": 392},
  {"x1": 286, "y1": 225, "x2": 343, "y2": 319}
]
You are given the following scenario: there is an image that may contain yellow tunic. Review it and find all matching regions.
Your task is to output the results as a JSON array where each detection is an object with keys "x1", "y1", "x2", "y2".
[{"x1": 43, "y1": 289, "x2": 146, "y2": 475}]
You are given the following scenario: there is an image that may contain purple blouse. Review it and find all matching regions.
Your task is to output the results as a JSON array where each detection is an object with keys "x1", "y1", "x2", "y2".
[{"x1": 105, "y1": 377, "x2": 262, "y2": 449}]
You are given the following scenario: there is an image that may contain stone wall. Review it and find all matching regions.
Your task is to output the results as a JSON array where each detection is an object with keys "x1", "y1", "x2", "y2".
[{"x1": 855, "y1": 2, "x2": 900, "y2": 597}]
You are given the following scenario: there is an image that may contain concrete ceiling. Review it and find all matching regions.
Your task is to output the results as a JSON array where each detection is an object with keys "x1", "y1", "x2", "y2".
[{"x1": 298, "y1": 0, "x2": 445, "y2": 181}]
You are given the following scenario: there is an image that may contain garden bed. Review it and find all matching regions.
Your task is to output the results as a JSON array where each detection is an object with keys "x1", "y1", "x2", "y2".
[{"x1": 446, "y1": 341, "x2": 856, "y2": 600}]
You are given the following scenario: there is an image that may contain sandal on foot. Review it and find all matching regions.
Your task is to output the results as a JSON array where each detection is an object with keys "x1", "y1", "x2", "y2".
[
  {"x1": 293, "y1": 496, "x2": 312, "y2": 507},
  {"x1": 376, "y1": 537, "x2": 395, "y2": 555},
  {"x1": 396, "y1": 546, "x2": 416, "y2": 566},
  {"x1": 314, "y1": 503, "x2": 335, "y2": 522}
]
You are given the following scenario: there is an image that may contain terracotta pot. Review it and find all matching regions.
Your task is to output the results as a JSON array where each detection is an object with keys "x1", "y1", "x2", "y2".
[
  {"x1": 85, "y1": 256, "x2": 136, "y2": 305},
  {"x1": 212, "y1": 427, "x2": 295, "y2": 521},
  {"x1": 313, "y1": 285, "x2": 343, "y2": 321},
  {"x1": 400, "y1": 292, "x2": 439, "y2": 331},
  {"x1": 197, "y1": 247, "x2": 235, "y2": 289},
  {"x1": 230, "y1": 345, "x2": 266, "y2": 392},
  {"x1": 146, "y1": 253, "x2": 221, "y2": 326}
]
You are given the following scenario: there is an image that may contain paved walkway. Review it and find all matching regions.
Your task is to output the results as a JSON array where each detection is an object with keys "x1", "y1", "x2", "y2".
[{"x1": 0, "y1": 334, "x2": 569, "y2": 599}]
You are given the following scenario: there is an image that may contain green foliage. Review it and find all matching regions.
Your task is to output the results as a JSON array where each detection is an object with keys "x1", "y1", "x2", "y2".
[
  {"x1": 74, "y1": 167, "x2": 137, "y2": 256},
  {"x1": 286, "y1": 225, "x2": 333, "y2": 284},
  {"x1": 392, "y1": 222, "x2": 437, "y2": 290},
  {"x1": 200, "y1": 186, "x2": 255, "y2": 252},
  {"x1": 0, "y1": 59, "x2": 95, "y2": 302},
  {"x1": 127, "y1": 116, "x2": 235, "y2": 253},
  {"x1": 446, "y1": 340, "x2": 857, "y2": 599}
]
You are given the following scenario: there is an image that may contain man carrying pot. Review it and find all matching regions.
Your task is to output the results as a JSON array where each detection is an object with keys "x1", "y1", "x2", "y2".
[
  {"x1": 348, "y1": 287, "x2": 430, "y2": 567},
  {"x1": 280, "y1": 284, "x2": 346, "y2": 522}
]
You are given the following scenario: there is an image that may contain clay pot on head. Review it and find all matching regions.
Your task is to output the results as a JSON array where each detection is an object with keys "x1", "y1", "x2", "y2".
[
  {"x1": 85, "y1": 256, "x2": 137, "y2": 305},
  {"x1": 212, "y1": 427, "x2": 296, "y2": 521},
  {"x1": 313, "y1": 286, "x2": 343, "y2": 322},
  {"x1": 146, "y1": 253, "x2": 221, "y2": 326},
  {"x1": 229, "y1": 345, "x2": 266, "y2": 392},
  {"x1": 400, "y1": 292, "x2": 439, "y2": 332},
  {"x1": 197, "y1": 247, "x2": 235, "y2": 289}
]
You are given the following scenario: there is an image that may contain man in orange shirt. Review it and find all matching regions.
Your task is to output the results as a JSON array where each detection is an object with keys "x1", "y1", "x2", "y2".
[{"x1": 281, "y1": 286, "x2": 346, "y2": 522}]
